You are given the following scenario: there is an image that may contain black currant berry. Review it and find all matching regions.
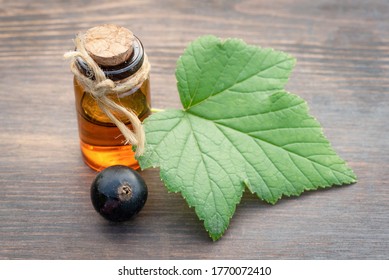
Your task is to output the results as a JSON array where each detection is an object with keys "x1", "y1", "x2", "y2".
[{"x1": 90, "y1": 165, "x2": 148, "y2": 222}]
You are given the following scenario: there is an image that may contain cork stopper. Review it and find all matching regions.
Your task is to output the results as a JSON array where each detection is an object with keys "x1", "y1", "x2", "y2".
[{"x1": 84, "y1": 24, "x2": 135, "y2": 67}]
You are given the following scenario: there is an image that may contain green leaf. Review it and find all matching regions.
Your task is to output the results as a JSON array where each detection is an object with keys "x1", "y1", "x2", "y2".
[{"x1": 138, "y1": 35, "x2": 357, "y2": 240}]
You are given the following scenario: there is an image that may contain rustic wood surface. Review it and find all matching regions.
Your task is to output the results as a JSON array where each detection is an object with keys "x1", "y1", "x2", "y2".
[{"x1": 0, "y1": 0, "x2": 388, "y2": 260}]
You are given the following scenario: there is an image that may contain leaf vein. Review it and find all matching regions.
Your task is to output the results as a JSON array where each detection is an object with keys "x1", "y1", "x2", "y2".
[
  {"x1": 209, "y1": 116, "x2": 355, "y2": 180},
  {"x1": 255, "y1": 140, "x2": 298, "y2": 194},
  {"x1": 212, "y1": 122, "x2": 277, "y2": 200},
  {"x1": 210, "y1": 98, "x2": 305, "y2": 122},
  {"x1": 185, "y1": 114, "x2": 234, "y2": 220}
]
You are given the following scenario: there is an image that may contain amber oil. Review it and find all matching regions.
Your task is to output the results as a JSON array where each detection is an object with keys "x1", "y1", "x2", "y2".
[{"x1": 74, "y1": 77, "x2": 150, "y2": 171}]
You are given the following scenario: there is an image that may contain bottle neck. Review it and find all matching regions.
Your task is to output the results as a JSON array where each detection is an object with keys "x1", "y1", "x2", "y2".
[{"x1": 76, "y1": 36, "x2": 144, "y2": 82}]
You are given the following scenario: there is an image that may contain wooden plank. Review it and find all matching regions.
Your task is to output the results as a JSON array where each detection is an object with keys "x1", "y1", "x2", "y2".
[{"x1": 0, "y1": 0, "x2": 388, "y2": 259}]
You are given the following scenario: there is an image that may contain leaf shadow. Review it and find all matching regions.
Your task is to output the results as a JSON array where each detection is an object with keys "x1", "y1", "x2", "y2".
[
  {"x1": 241, "y1": 182, "x2": 356, "y2": 208},
  {"x1": 234, "y1": 182, "x2": 357, "y2": 221}
]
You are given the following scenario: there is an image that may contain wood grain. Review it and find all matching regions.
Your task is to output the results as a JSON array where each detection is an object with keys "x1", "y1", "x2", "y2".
[{"x1": 0, "y1": 0, "x2": 388, "y2": 259}]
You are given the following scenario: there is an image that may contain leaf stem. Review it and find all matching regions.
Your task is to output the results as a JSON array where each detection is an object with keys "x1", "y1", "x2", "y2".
[{"x1": 151, "y1": 107, "x2": 165, "y2": 113}]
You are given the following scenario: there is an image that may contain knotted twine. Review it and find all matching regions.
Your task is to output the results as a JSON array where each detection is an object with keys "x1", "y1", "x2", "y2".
[{"x1": 64, "y1": 34, "x2": 150, "y2": 157}]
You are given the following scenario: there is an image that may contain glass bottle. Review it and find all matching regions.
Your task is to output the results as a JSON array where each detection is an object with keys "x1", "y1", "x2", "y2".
[{"x1": 72, "y1": 25, "x2": 151, "y2": 171}]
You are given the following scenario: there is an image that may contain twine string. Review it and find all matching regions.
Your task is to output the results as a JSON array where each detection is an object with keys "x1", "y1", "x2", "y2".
[{"x1": 64, "y1": 34, "x2": 149, "y2": 157}]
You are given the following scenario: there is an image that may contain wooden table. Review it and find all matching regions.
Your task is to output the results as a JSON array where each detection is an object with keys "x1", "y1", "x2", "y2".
[{"x1": 0, "y1": 0, "x2": 388, "y2": 260}]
